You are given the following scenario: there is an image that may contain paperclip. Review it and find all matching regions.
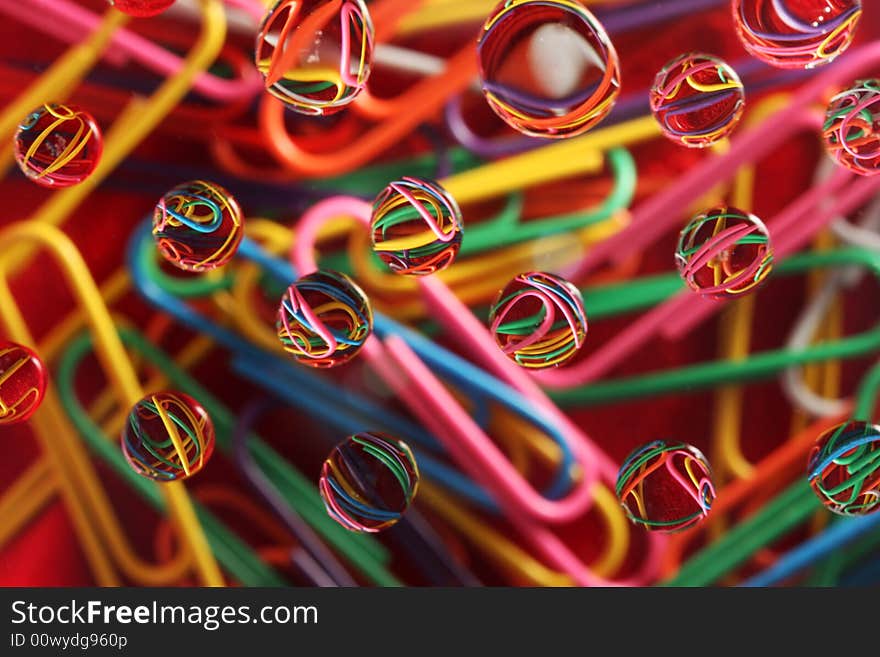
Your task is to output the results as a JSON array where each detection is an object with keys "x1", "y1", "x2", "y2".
[
  {"x1": 0, "y1": 221, "x2": 223, "y2": 586},
  {"x1": 346, "y1": 0, "x2": 442, "y2": 121},
  {"x1": 214, "y1": 127, "x2": 632, "y2": 294},
  {"x1": 346, "y1": 208, "x2": 631, "y2": 319},
  {"x1": 710, "y1": 139, "x2": 762, "y2": 486},
  {"x1": 258, "y1": 45, "x2": 477, "y2": 176},
  {"x1": 0, "y1": 0, "x2": 264, "y2": 103},
  {"x1": 664, "y1": 357, "x2": 880, "y2": 586},
  {"x1": 549, "y1": 248, "x2": 880, "y2": 408},
  {"x1": 543, "y1": 178, "x2": 880, "y2": 385},
  {"x1": 710, "y1": 106, "x2": 838, "y2": 485},
  {"x1": 55, "y1": 325, "x2": 399, "y2": 585},
  {"x1": 0, "y1": 0, "x2": 228, "y2": 276},
  {"x1": 343, "y1": 148, "x2": 635, "y2": 305},
  {"x1": 288, "y1": 197, "x2": 667, "y2": 585},
  {"x1": 707, "y1": 166, "x2": 842, "y2": 564},
  {"x1": 533, "y1": 43, "x2": 880, "y2": 389},
  {"x1": 0, "y1": 268, "x2": 132, "y2": 555},
  {"x1": 129, "y1": 219, "x2": 584, "y2": 510}
]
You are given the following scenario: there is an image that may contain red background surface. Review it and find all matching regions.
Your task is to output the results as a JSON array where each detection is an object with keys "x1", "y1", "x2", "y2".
[{"x1": 1, "y1": 1, "x2": 878, "y2": 585}]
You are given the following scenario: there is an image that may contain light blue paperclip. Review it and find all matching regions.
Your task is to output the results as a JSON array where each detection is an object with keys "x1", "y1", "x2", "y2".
[{"x1": 741, "y1": 513, "x2": 880, "y2": 587}]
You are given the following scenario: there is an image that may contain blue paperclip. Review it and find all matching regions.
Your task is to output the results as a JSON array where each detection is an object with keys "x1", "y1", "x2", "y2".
[
  {"x1": 233, "y1": 230, "x2": 581, "y2": 492},
  {"x1": 128, "y1": 220, "x2": 580, "y2": 511},
  {"x1": 740, "y1": 513, "x2": 880, "y2": 587}
]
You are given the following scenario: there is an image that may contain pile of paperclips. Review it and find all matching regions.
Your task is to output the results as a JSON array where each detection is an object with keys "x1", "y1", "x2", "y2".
[{"x1": 1, "y1": 0, "x2": 880, "y2": 588}]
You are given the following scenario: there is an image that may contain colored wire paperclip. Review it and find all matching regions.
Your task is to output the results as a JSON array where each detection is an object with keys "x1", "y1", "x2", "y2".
[
  {"x1": 536, "y1": 42, "x2": 880, "y2": 390},
  {"x1": 0, "y1": 221, "x2": 223, "y2": 586},
  {"x1": 287, "y1": 196, "x2": 666, "y2": 585},
  {"x1": 55, "y1": 325, "x2": 401, "y2": 586},
  {"x1": 0, "y1": 0, "x2": 229, "y2": 278},
  {"x1": 129, "y1": 220, "x2": 581, "y2": 510}
]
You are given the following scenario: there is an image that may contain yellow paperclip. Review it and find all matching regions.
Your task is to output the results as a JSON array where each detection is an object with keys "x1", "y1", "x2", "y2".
[
  {"x1": 706, "y1": 94, "x2": 846, "y2": 486},
  {"x1": 443, "y1": 117, "x2": 658, "y2": 205},
  {"x1": 705, "y1": 96, "x2": 840, "y2": 563},
  {"x1": 337, "y1": 116, "x2": 657, "y2": 308},
  {"x1": 0, "y1": 271, "x2": 130, "y2": 553},
  {"x1": 711, "y1": 96, "x2": 783, "y2": 485},
  {"x1": 1, "y1": 0, "x2": 228, "y2": 276},
  {"x1": 346, "y1": 209, "x2": 629, "y2": 319},
  {"x1": 0, "y1": 221, "x2": 222, "y2": 586}
]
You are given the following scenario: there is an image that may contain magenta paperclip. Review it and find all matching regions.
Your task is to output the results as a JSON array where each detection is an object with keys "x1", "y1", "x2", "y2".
[
  {"x1": 289, "y1": 198, "x2": 665, "y2": 586},
  {"x1": 290, "y1": 198, "x2": 596, "y2": 524},
  {"x1": 534, "y1": 42, "x2": 880, "y2": 389},
  {"x1": 0, "y1": 0, "x2": 264, "y2": 102}
]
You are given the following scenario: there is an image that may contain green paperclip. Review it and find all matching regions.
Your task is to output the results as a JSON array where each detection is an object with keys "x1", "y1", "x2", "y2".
[
  {"x1": 315, "y1": 147, "x2": 635, "y2": 272},
  {"x1": 56, "y1": 328, "x2": 402, "y2": 587},
  {"x1": 551, "y1": 247, "x2": 880, "y2": 407},
  {"x1": 456, "y1": 148, "x2": 636, "y2": 255},
  {"x1": 807, "y1": 524, "x2": 880, "y2": 585},
  {"x1": 139, "y1": 147, "x2": 635, "y2": 306},
  {"x1": 661, "y1": 356, "x2": 880, "y2": 586}
]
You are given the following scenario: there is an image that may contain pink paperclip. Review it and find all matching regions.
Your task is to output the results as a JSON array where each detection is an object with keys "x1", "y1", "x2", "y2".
[
  {"x1": 534, "y1": 42, "x2": 880, "y2": 389},
  {"x1": 290, "y1": 197, "x2": 666, "y2": 585},
  {"x1": 535, "y1": 166, "x2": 880, "y2": 388},
  {"x1": 0, "y1": 0, "x2": 264, "y2": 102},
  {"x1": 662, "y1": 168, "x2": 880, "y2": 340},
  {"x1": 385, "y1": 334, "x2": 666, "y2": 587},
  {"x1": 290, "y1": 197, "x2": 596, "y2": 525},
  {"x1": 563, "y1": 42, "x2": 880, "y2": 282}
]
